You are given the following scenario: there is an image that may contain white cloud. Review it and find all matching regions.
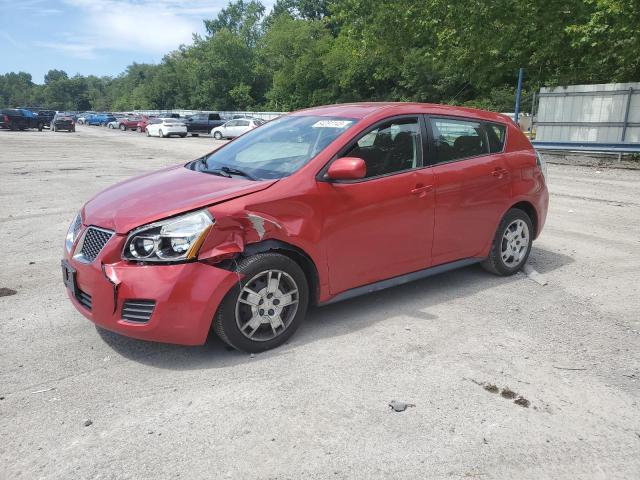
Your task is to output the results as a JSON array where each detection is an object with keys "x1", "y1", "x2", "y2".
[
  {"x1": 33, "y1": 41, "x2": 97, "y2": 59},
  {"x1": 61, "y1": 0, "x2": 224, "y2": 55}
]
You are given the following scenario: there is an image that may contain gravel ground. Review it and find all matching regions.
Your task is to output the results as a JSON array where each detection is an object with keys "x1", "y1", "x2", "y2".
[{"x1": 1, "y1": 126, "x2": 639, "y2": 479}]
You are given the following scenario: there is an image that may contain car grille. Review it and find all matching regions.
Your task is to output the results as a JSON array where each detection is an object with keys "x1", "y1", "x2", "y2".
[
  {"x1": 78, "y1": 227, "x2": 114, "y2": 262},
  {"x1": 122, "y1": 300, "x2": 156, "y2": 323},
  {"x1": 76, "y1": 289, "x2": 92, "y2": 310}
]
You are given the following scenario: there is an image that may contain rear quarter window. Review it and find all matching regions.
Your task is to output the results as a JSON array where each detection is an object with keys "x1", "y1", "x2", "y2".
[{"x1": 485, "y1": 123, "x2": 507, "y2": 153}]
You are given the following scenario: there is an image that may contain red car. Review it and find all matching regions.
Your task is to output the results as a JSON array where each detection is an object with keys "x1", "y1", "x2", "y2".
[
  {"x1": 62, "y1": 102, "x2": 548, "y2": 352},
  {"x1": 135, "y1": 116, "x2": 154, "y2": 133},
  {"x1": 118, "y1": 116, "x2": 143, "y2": 131}
]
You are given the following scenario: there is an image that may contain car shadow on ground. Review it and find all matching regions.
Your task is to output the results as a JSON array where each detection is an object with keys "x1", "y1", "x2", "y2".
[{"x1": 96, "y1": 246, "x2": 573, "y2": 370}]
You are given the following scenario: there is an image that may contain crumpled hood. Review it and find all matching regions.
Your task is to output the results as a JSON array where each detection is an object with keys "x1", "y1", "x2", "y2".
[{"x1": 82, "y1": 165, "x2": 276, "y2": 233}]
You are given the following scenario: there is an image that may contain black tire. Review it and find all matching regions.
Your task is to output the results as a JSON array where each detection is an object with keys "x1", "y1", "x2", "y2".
[
  {"x1": 120, "y1": 124, "x2": 126, "y2": 131},
  {"x1": 213, "y1": 131, "x2": 223, "y2": 139},
  {"x1": 137, "y1": 126, "x2": 142, "y2": 133},
  {"x1": 191, "y1": 133, "x2": 199, "y2": 137},
  {"x1": 481, "y1": 208, "x2": 533, "y2": 276},
  {"x1": 180, "y1": 134, "x2": 187, "y2": 138},
  {"x1": 159, "y1": 129, "x2": 164, "y2": 138},
  {"x1": 51, "y1": 125, "x2": 56, "y2": 132},
  {"x1": 38, "y1": 123, "x2": 43, "y2": 131},
  {"x1": 213, "y1": 253, "x2": 309, "y2": 353}
]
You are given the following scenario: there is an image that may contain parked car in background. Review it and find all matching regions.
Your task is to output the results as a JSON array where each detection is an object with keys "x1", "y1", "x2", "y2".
[
  {"x1": 106, "y1": 115, "x2": 126, "y2": 129},
  {"x1": 210, "y1": 118, "x2": 264, "y2": 139},
  {"x1": 51, "y1": 113, "x2": 75, "y2": 132},
  {"x1": 86, "y1": 114, "x2": 116, "y2": 126},
  {"x1": 118, "y1": 116, "x2": 142, "y2": 131},
  {"x1": 185, "y1": 112, "x2": 225, "y2": 136},
  {"x1": 36, "y1": 110, "x2": 56, "y2": 128},
  {"x1": 0, "y1": 109, "x2": 44, "y2": 130},
  {"x1": 145, "y1": 118, "x2": 187, "y2": 138},
  {"x1": 76, "y1": 112, "x2": 96, "y2": 125},
  {"x1": 136, "y1": 116, "x2": 156, "y2": 133},
  {"x1": 61, "y1": 102, "x2": 548, "y2": 352}
]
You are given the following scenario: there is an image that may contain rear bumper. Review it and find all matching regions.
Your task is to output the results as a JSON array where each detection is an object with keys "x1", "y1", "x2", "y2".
[
  {"x1": 63, "y1": 234, "x2": 239, "y2": 345},
  {"x1": 161, "y1": 126, "x2": 187, "y2": 134}
]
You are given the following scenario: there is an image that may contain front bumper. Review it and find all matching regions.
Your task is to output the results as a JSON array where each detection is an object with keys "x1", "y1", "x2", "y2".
[{"x1": 63, "y1": 232, "x2": 239, "y2": 345}]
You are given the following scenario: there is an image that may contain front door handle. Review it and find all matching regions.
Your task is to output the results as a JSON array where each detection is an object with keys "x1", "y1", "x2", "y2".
[{"x1": 410, "y1": 184, "x2": 433, "y2": 196}]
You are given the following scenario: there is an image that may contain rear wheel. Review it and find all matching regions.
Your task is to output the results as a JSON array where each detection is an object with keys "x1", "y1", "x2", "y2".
[
  {"x1": 180, "y1": 133, "x2": 187, "y2": 138},
  {"x1": 482, "y1": 208, "x2": 533, "y2": 276},
  {"x1": 213, "y1": 253, "x2": 309, "y2": 353},
  {"x1": 191, "y1": 133, "x2": 199, "y2": 137},
  {"x1": 120, "y1": 124, "x2": 126, "y2": 131}
]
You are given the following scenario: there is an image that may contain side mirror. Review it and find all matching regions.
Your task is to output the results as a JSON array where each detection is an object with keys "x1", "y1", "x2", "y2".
[{"x1": 326, "y1": 157, "x2": 366, "y2": 181}]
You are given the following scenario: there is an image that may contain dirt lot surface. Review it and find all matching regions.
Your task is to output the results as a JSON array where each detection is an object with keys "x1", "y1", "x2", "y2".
[{"x1": 1, "y1": 126, "x2": 639, "y2": 479}]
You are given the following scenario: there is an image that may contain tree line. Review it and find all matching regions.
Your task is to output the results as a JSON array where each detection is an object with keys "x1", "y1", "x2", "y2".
[{"x1": 1, "y1": 0, "x2": 637, "y2": 113}]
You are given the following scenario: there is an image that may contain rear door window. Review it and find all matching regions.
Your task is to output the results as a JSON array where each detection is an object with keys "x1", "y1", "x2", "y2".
[{"x1": 430, "y1": 118, "x2": 489, "y2": 164}]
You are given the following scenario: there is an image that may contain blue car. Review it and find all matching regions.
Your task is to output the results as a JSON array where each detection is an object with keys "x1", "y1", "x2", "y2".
[{"x1": 86, "y1": 114, "x2": 116, "y2": 126}]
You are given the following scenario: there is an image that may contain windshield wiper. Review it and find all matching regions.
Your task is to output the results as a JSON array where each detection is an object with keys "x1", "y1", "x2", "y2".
[
  {"x1": 204, "y1": 168, "x2": 232, "y2": 178},
  {"x1": 220, "y1": 166, "x2": 257, "y2": 181}
]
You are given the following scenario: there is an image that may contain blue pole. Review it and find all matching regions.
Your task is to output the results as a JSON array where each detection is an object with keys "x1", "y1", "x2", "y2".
[{"x1": 514, "y1": 67, "x2": 524, "y2": 126}]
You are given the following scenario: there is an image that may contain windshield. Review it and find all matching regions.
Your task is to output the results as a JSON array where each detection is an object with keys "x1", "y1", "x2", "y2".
[{"x1": 198, "y1": 115, "x2": 356, "y2": 180}]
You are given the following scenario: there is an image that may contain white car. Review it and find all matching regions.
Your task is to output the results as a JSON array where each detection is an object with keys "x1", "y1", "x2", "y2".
[
  {"x1": 210, "y1": 118, "x2": 264, "y2": 139},
  {"x1": 145, "y1": 118, "x2": 187, "y2": 138}
]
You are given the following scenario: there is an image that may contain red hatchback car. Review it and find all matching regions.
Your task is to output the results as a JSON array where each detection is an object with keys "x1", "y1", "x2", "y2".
[{"x1": 62, "y1": 103, "x2": 548, "y2": 352}]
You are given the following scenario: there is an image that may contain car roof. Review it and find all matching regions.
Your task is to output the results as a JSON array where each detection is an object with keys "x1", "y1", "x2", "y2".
[{"x1": 291, "y1": 102, "x2": 511, "y2": 124}]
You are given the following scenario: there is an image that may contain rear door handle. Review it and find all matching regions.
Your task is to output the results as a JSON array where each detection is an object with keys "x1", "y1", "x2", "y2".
[{"x1": 410, "y1": 184, "x2": 433, "y2": 195}]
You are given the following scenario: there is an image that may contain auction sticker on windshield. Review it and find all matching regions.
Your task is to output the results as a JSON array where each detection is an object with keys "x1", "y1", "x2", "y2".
[{"x1": 312, "y1": 120, "x2": 353, "y2": 128}]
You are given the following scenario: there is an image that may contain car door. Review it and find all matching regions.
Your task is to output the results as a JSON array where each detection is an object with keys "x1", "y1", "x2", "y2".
[
  {"x1": 223, "y1": 120, "x2": 237, "y2": 136},
  {"x1": 188, "y1": 114, "x2": 204, "y2": 132},
  {"x1": 235, "y1": 119, "x2": 251, "y2": 136},
  {"x1": 427, "y1": 116, "x2": 512, "y2": 265},
  {"x1": 318, "y1": 116, "x2": 436, "y2": 294}
]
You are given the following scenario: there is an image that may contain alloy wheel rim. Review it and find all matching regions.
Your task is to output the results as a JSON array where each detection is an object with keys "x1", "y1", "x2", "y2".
[
  {"x1": 235, "y1": 269, "x2": 299, "y2": 342},
  {"x1": 500, "y1": 219, "x2": 529, "y2": 268}
]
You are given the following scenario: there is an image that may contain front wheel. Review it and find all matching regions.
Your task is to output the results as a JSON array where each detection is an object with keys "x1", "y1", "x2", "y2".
[
  {"x1": 146, "y1": 129, "x2": 151, "y2": 137},
  {"x1": 213, "y1": 131, "x2": 223, "y2": 139},
  {"x1": 137, "y1": 126, "x2": 142, "y2": 133},
  {"x1": 213, "y1": 253, "x2": 309, "y2": 353},
  {"x1": 482, "y1": 208, "x2": 533, "y2": 276},
  {"x1": 159, "y1": 129, "x2": 164, "y2": 138},
  {"x1": 120, "y1": 125, "x2": 126, "y2": 131}
]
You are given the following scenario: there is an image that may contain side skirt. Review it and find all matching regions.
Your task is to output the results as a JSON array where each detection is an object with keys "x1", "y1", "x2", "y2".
[{"x1": 319, "y1": 258, "x2": 483, "y2": 306}]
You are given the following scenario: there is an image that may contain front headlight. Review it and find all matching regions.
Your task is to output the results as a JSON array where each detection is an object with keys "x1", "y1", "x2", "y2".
[
  {"x1": 122, "y1": 210, "x2": 214, "y2": 263},
  {"x1": 65, "y1": 212, "x2": 82, "y2": 252}
]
